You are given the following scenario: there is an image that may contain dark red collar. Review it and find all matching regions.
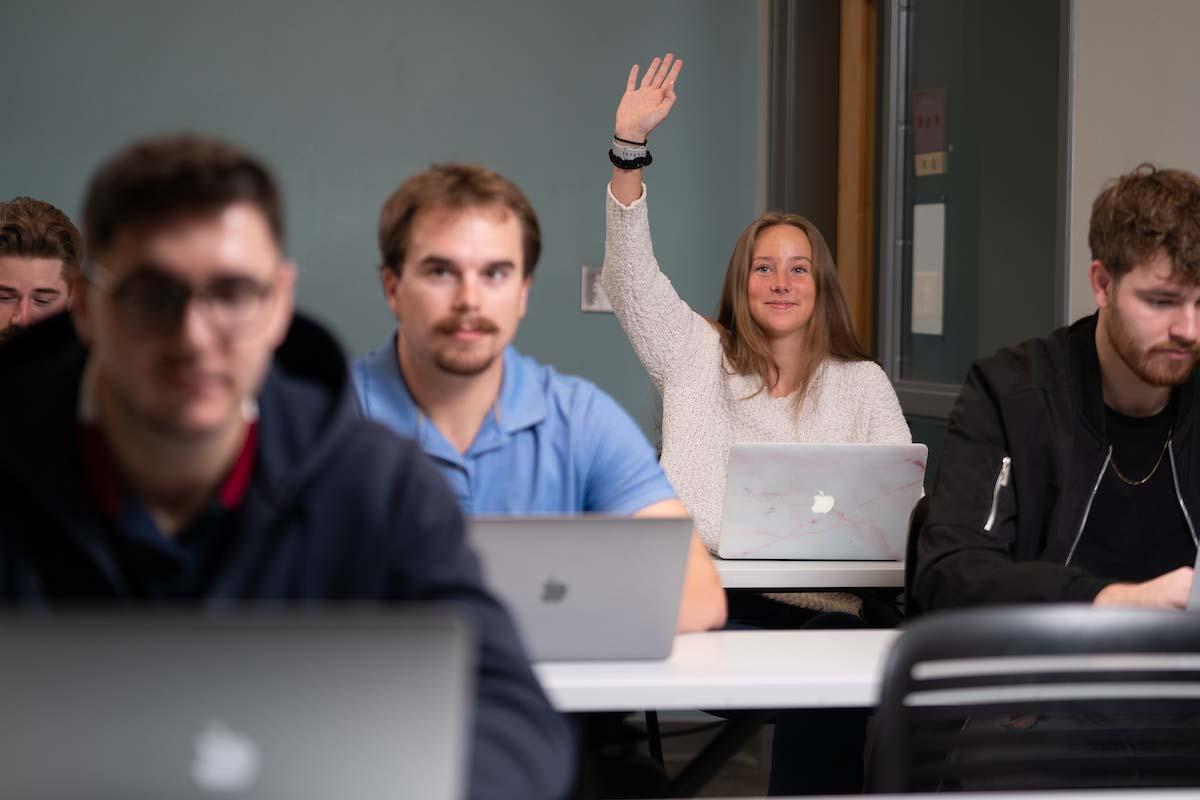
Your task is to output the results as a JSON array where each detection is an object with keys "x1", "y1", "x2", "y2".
[{"x1": 77, "y1": 422, "x2": 260, "y2": 518}]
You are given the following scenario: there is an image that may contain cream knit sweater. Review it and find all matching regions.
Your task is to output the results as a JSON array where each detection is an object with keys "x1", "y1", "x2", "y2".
[{"x1": 602, "y1": 186, "x2": 912, "y2": 615}]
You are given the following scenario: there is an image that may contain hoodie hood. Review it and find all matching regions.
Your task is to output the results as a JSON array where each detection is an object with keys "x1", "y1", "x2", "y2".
[{"x1": 250, "y1": 313, "x2": 363, "y2": 509}]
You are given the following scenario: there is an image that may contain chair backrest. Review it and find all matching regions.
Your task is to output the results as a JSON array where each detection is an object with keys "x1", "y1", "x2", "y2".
[
  {"x1": 902, "y1": 495, "x2": 929, "y2": 619},
  {"x1": 869, "y1": 605, "x2": 1200, "y2": 793}
]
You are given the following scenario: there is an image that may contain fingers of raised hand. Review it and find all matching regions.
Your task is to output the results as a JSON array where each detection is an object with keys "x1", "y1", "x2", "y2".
[
  {"x1": 664, "y1": 58, "x2": 683, "y2": 95},
  {"x1": 655, "y1": 54, "x2": 677, "y2": 89},
  {"x1": 649, "y1": 54, "x2": 676, "y2": 89},
  {"x1": 640, "y1": 56, "x2": 663, "y2": 89},
  {"x1": 625, "y1": 64, "x2": 639, "y2": 93},
  {"x1": 640, "y1": 54, "x2": 678, "y2": 89}
]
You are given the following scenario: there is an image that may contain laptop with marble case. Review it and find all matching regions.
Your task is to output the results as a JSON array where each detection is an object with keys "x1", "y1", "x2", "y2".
[{"x1": 717, "y1": 443, "x2": 927, "y2": 560}]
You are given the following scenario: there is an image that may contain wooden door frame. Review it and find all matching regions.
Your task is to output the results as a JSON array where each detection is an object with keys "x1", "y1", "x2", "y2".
[{"x1": 836, "y1": 0, "x2": 879, "y2": 350}]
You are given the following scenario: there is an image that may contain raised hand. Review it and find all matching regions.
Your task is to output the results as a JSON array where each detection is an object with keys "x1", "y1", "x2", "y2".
[{"x1": 614, "y1": 53, "x2": 684, "y2": 143}]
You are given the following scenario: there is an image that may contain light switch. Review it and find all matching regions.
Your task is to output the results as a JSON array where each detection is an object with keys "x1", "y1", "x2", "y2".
[{"x1": 580, "y1": 265, "x2": 613, "y2": 313}]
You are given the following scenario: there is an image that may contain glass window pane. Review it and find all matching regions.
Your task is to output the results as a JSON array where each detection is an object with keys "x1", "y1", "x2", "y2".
[{"x1": 898, "y1": 0, "x2": 1062, "y2": 385}]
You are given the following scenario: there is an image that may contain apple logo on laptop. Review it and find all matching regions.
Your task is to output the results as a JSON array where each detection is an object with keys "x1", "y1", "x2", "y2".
[
  {"x1": 191, "y1": 720, "x2": 261, "y2": 793},
  {"x1": 540, "y1": 577, "x2": 568, "y2": 603},
  {"x1": 811, "y1": 491, "x2": 836, "y2": 514}
]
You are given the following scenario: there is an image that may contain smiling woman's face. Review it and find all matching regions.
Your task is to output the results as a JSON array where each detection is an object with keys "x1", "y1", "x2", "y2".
[{"x1": 745, "y1": 223, "x2": 816, "y2": 340}]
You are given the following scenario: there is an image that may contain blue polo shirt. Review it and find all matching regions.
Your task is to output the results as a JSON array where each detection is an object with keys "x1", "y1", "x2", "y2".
[{"x1": 351, "y1": 335, "x2": 677, "y2": 515}]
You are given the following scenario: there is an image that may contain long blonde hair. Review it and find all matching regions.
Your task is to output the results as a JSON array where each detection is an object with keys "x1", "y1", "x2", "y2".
[{"x1": 713, "y1": 212, "x2": 870, "y2": 404}]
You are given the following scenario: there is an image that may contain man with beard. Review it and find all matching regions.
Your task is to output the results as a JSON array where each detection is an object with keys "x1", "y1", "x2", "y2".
[
  {"x1": 353, "y1": 163, "x2": 725, "y2": 633},
  {"x1": 916, "y1": 164, "x2": 1200, "y2": 611},
  {"x1": 0, "y1": 197, "x2": 82, "y2": 344}
]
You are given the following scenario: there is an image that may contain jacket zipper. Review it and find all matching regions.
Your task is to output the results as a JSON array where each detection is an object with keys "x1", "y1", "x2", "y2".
[
  {"x1": 1167, "y1": 440, "x2": 1200, "y2": 549},
  {"x1": 983, "y1": 456, "x2": 1012, "y2": 532},
  {"x1": 1064, "y1": 447, "x2": 1112, "y2": 566}
]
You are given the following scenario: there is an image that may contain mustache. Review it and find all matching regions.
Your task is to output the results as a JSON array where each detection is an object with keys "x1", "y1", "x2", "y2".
[
  {"x1": 1152, "y1": 342, "x2": 1200, "y2": 355},
  {"x1": 433, "y1": 316, "x2": 499, "y2": 335}
]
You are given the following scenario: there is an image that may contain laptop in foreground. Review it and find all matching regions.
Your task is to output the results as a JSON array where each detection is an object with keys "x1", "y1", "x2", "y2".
[
  {"x1": 0, "y1": 609, "x2": 472, "y2": 800},
  {"x1": 469, "y1": 516, "x2": 691, "y2": 661},
  {"x1": 718, "y1": 442, "x2": 928, "y2": 560}
]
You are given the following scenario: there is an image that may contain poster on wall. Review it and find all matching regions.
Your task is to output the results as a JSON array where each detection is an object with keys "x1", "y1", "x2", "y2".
[{"x1": 911, "y1": 202, "x2": 945, "y2": 336}]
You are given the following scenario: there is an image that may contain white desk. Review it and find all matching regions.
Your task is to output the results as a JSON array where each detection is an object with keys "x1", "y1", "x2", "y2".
[
  {"x1": 534, "y1": 628, "x2": 898, "y2": 712},
  {"x1": 714, "y1": 558, "x2": 904, "y2": 589}
]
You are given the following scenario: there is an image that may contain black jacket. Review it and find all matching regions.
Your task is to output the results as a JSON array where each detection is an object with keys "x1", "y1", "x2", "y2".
[
  {"x1": 0, "y1": 314, "x2": 573, "y2": 800},
  {"x1": 915, "y1": 313, "x2": 1200, "y2": 611}
]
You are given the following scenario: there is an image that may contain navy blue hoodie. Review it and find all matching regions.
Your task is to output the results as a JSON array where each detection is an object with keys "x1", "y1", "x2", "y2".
[{"x1": 0, "y1": 313, "x2": 573, "y2": 800}]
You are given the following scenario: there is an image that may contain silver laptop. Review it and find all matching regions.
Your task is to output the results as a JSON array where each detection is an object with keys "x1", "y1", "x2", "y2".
[
  {"x1": 469, "y1": 516, "x2": 691, "y2": 661},
  {"x1": 0, "y1": 609, "x2": 472, "y2": 800},
  {"x1": 717, "y1": 442, "x2": 928, "y2": 560}
]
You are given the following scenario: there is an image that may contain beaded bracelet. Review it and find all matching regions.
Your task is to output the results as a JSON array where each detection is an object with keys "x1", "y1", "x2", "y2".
[{"x1": 609, "y1": 149, "x2": 653, "y2": 170}]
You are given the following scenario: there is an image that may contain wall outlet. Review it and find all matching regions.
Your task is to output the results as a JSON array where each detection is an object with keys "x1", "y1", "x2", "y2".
[{"x1": 580, "y1": 265, "x2": 613, "y2": 313}]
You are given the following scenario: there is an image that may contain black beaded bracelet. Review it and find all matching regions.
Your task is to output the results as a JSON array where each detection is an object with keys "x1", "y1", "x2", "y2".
[{"x1": 609, "y1": 149, "x2": 653, "y2": 170}]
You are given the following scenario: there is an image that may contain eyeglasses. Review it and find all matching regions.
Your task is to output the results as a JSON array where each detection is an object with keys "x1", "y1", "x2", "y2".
[{"x1": 83, "y1": 260, "x2": 278, "y2": 336}]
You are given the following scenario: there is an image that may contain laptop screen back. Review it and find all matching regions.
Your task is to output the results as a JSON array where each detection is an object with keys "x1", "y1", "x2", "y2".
[
  {"x1": 0, "y1": 609, "x2": 472, "y2": 800},
  {"x1": 469, "y1": 516, "x2": 692, "y2": 660},
  {"x1": 719, "y1": 443, "x2": 928, "y2": 560}
]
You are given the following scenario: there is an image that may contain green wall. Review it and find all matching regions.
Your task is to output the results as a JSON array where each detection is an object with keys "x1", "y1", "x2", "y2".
[{"x1": 1, "y1": 0, "x2": 759, "y2": 434}]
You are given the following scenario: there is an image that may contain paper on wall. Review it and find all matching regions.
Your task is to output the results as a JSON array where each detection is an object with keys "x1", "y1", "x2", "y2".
[{"x1": 911, "y1": 202, "x2": 945, "y2": 336}]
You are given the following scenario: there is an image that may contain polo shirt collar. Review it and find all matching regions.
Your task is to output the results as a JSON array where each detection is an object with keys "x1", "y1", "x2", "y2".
[
  {"x1": 379, "y1": 334, "x2": 548, "y2": 439},
  {"x1": 494, "y1": 347, "x2": 548, "y2": 435}
]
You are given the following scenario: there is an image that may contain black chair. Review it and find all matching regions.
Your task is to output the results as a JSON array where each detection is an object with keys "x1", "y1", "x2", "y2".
[
  {"x1": 869, "y1": 604, "x2": 1200, "y2": 792},
  {"x1": 902, "y1": 495, "x2": 929, "y2": 620}
]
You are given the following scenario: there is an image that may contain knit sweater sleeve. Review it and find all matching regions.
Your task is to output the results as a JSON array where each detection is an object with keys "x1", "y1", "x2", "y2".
[
  {"x1": 602, "y1": 184, "x2": 708, "y2": 390},
  {"x1": 862, "y1": 362, "x2": 912, "y2": 444}
]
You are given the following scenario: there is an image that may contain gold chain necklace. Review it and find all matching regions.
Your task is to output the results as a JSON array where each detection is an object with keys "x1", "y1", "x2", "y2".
[{"x1": 1109, "y1": 427, "x2": 1173, "y2": 486}]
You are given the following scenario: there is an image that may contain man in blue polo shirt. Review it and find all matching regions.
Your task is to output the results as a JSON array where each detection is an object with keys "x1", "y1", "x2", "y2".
[{"x1": 353, "y1": 163, "x2": 725, "y2": 632}]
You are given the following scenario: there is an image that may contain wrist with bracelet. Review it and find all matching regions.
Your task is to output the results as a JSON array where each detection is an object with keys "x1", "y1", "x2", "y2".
[{"x1": 609, "y1": 132, "x2": 652, "y2": 170}]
